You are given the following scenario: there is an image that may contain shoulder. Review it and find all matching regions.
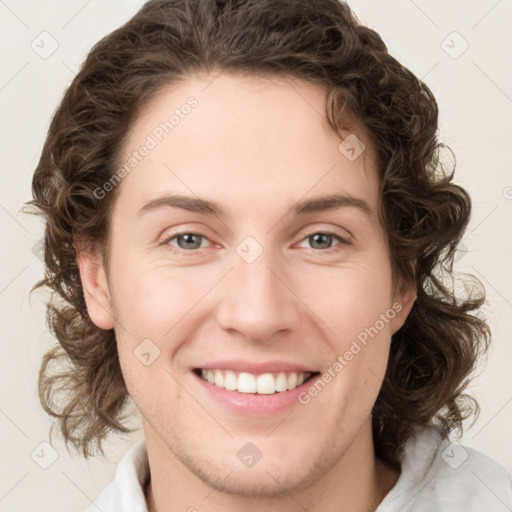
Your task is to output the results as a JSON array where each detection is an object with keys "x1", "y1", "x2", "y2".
[
  {"x1": 377, "y1": 425, "x2": 512, "y2": 512},
  {"x1": 85, "y1": 440, "x2": 149, "y2": 512}
]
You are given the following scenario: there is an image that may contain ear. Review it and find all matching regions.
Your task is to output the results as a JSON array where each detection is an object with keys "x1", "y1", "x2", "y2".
[
  {"x1": 76, "y1": 242, "x2": 115, "y2": 330},
  {"x1": 389, "y1": 277, "x2": 416, "y2": 335}
]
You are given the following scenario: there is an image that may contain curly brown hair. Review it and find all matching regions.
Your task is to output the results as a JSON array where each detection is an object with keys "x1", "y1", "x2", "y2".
[{"x1": 26, "y1": 0, "x2": 490, "y2": 467}]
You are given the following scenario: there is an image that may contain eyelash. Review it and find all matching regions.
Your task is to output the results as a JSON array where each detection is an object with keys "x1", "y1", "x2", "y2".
[{"x1": 161, "y1": 230, "x2": 349, "y2": 255}]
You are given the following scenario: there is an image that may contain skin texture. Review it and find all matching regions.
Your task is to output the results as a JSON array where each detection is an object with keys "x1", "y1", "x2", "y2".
[{"x1": 79, "y1": 73, "x2": 416, "y2": 512}]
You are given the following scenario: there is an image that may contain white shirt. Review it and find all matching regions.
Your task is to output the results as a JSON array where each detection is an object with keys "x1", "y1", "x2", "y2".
[{"x1": 86, "y1": 425, "x2": 512, "y2": 511}]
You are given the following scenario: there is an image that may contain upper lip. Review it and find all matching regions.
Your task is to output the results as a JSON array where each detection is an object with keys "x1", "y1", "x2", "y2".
[{"x1": 192, "y1": 360, "x2": 318, "y2": 374}]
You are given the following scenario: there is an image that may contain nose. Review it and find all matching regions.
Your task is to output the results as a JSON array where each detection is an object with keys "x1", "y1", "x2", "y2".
[{"x1": 216, "y1": 246, "x2": 302, "y2": 343}]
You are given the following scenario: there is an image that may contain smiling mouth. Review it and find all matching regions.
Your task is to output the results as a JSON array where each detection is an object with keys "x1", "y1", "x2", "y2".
[{"x1": 193, "y1": 368, "x2": 320, "y2": 395}]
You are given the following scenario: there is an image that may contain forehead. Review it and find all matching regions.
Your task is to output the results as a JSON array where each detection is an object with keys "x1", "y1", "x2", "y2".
[{"x1": 115, "y1": 72, "x2": 378, "y2": 219}]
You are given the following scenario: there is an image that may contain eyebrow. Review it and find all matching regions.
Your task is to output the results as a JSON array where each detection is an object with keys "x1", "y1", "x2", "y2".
[
  {"x1": 138, "y1": 193, "x2": 371, "y2": 218},
  {"x1": 292, "y1": 193, "x2": 371, "y2": 216}
]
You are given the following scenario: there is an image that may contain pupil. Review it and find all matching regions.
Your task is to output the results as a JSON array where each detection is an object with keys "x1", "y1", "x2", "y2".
[
  {"x1": 179, "y1": 234, "x2": 201, "y2": 249},
  {"x1": 311, "y1": 233, "x2": 331, "y2": 249}
]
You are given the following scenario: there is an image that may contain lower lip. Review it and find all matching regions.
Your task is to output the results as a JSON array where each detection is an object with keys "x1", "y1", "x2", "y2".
[{"x1": 191, "y1": 371, "x2": 321, "y2": 416}]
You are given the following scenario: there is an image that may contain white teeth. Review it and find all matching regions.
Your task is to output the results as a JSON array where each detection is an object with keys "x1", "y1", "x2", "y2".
[
  {"x1": 287, "y1": 372, "x2": 297, "y2": 390},
  {"x1": 224, "y1": 370, "x2": 238, "y2": 390},
  {"x1": 198, "y1": 369, "x2": 312, "y2": 394},
  {"x1": 275, "y1": 372, "x2": 288, "y2": 392},
  {"x1": 238, "y1": 372, "x2": 257, "y2": 393},
  {"x1": 256, "y1": 373, "x2": 275, "y2": 395},
  {"x1": 214, "y1": 369, "x2": 224, "y2": 387}
]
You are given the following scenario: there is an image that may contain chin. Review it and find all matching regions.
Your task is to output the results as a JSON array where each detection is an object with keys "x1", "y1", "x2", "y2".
[{"x1": 195, "y1": 465, "x2": 315, "y2": 499}]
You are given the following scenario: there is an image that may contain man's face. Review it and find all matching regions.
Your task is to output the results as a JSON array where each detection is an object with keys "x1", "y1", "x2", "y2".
[{"x1": 81, "y1": 73, "x2": 414, "y2": 496}]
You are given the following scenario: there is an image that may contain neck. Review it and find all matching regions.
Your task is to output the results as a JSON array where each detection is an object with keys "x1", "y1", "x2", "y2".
[{"x1": 143, "y1": 417, "x2": 399, "y2": 512}]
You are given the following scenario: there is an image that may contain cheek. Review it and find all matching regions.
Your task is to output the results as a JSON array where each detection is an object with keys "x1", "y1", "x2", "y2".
[
  {"x1": 110, "y1": 260, "x2": 205, "y2": 341},
  {"x1": 110, "y1": 266, "x2": 194, "y2": 408},
  {"x1": 301, "y1": 263, "x2": 394, "y2": 341},
  {"x1": 300, "y1": 262, "x2": 395, "y2": 395}
]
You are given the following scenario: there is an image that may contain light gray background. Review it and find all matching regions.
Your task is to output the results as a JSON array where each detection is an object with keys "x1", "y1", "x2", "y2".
[{"x1": 1, "y1": 1, "x2": 511, "y2": 510}]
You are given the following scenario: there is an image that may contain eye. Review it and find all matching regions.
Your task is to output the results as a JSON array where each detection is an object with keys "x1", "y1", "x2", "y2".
[
  {"x1": 164, "y1": 232, "x2": 211, "y2": 251},
  {"x1": 296, "y1": 232, "x2": 348, "y2": 253},
  {"x1": 161, "y1": 230, "x2": 349, "y2": 255}
]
